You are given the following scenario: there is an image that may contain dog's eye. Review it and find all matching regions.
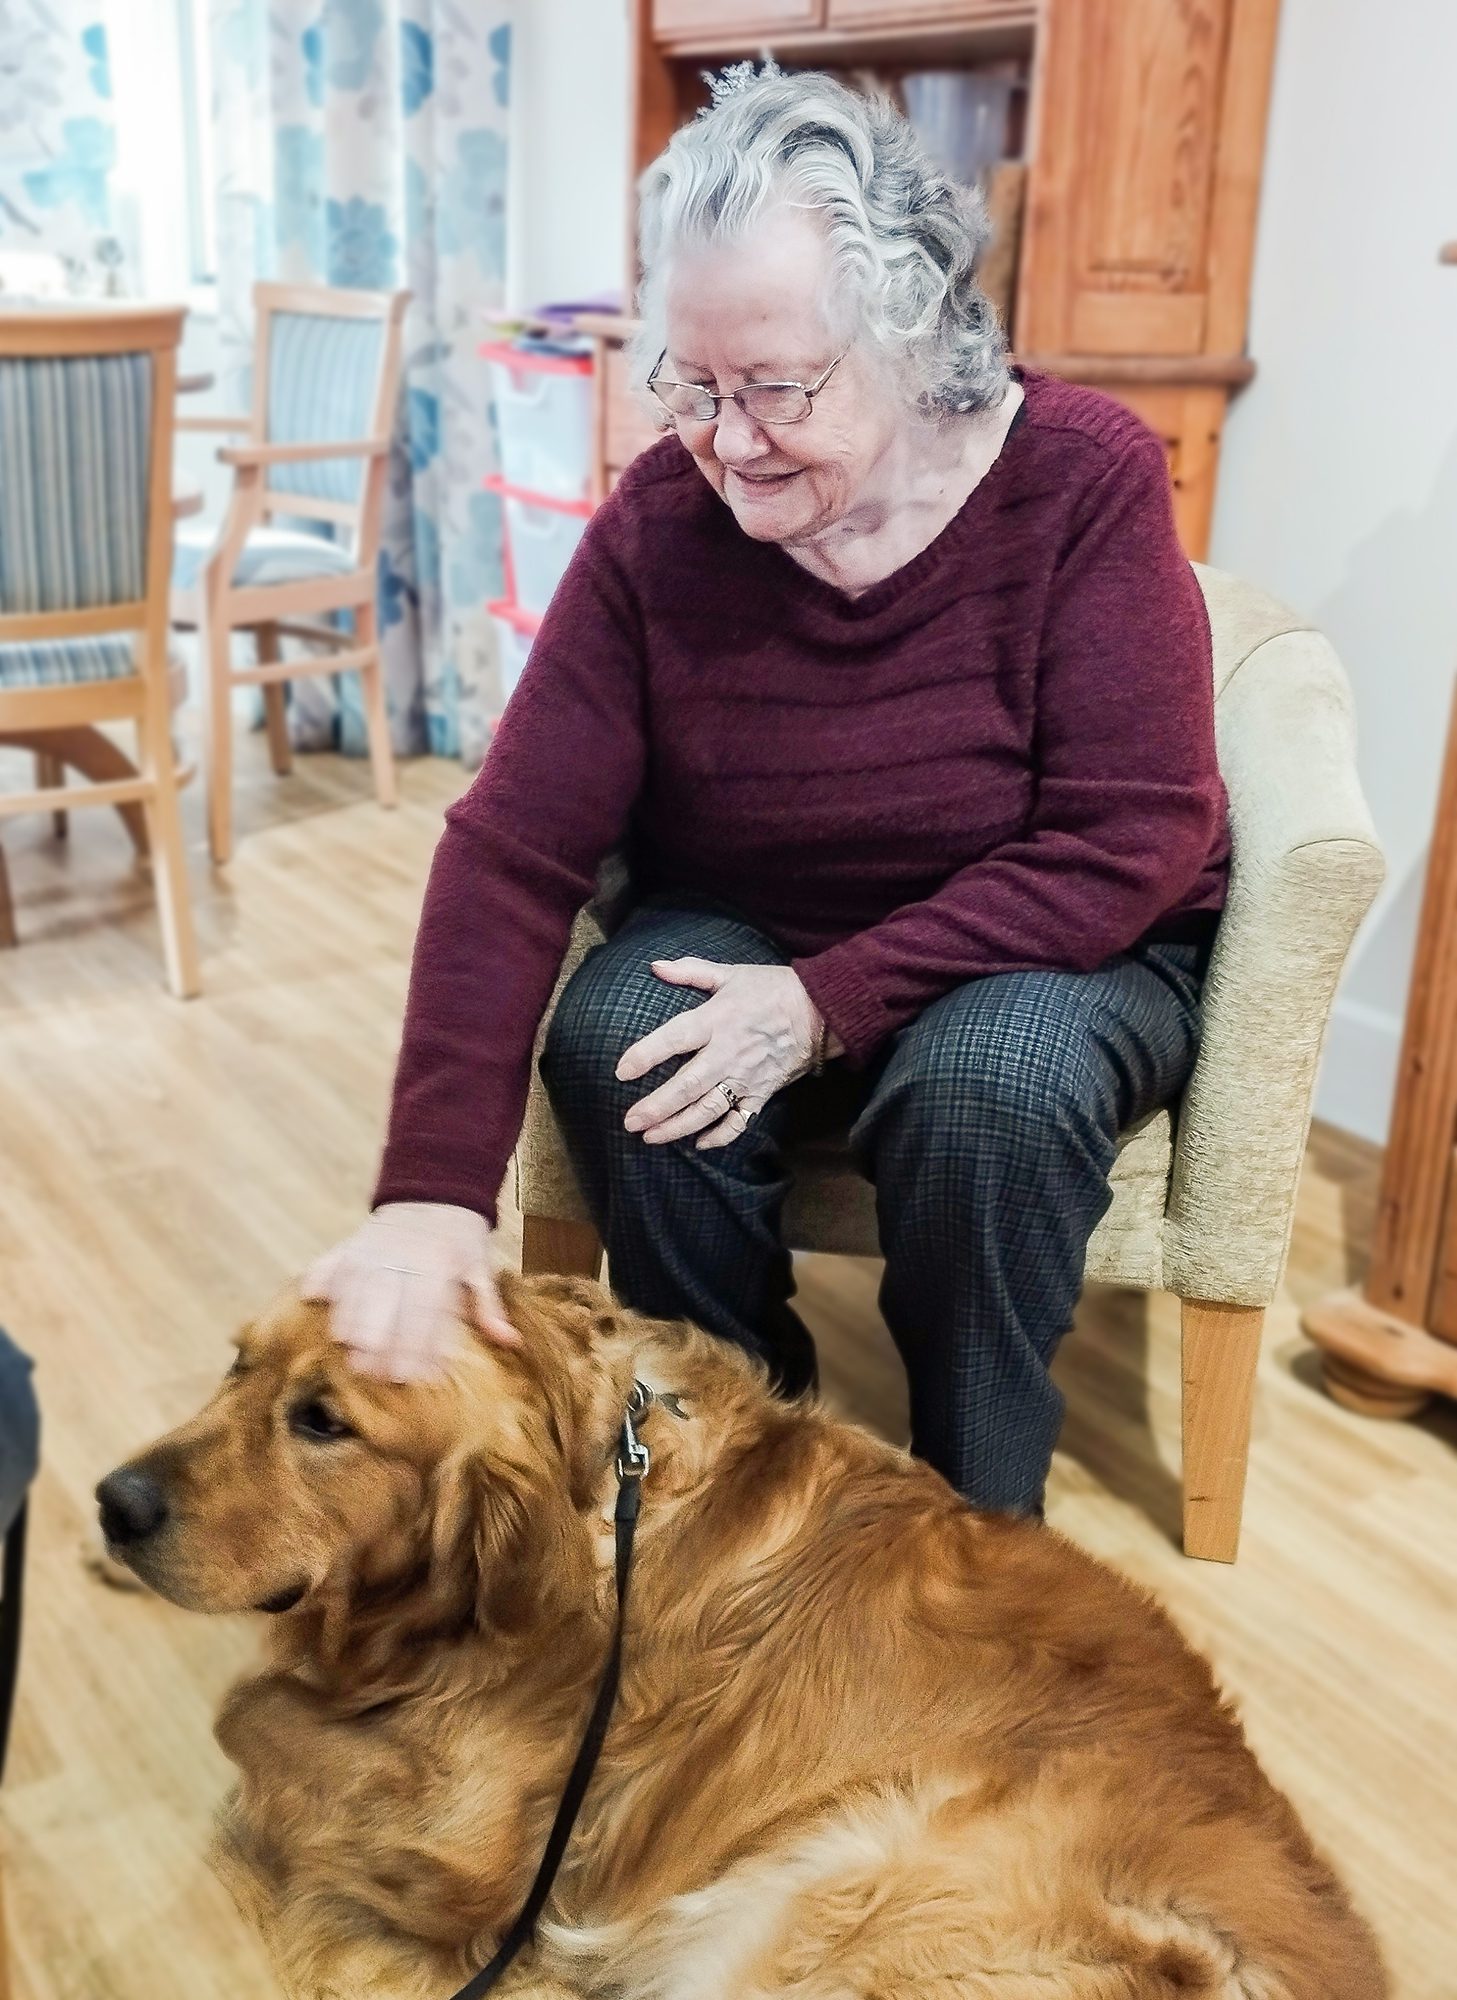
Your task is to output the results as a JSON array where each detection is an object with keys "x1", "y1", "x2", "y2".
[
  {"x1": 226, "y1": 1355, "x2": 248, "y2": 1381},
  {"x1": 288, "y1": 1398, "x2": 355, "y2": 1443}
]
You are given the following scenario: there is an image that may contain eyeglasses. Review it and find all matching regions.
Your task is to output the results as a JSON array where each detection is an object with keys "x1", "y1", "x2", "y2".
[{"x1": 647, "y1": 351, "x2": 845, "y2": 427}]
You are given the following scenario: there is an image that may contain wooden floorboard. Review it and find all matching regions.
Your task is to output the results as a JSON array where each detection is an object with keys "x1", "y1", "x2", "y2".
[{"x1": 1, "y1": 740, "x2": 1452, "y2": 1998}]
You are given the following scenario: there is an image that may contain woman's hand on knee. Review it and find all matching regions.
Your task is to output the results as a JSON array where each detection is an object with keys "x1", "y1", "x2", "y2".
[
  {"x1": 616, "y1": 960, "x2": 826, "y2": 1149},
  {"x1": 300, "y1": 1202, "x2": 519, "y2": 1381}
]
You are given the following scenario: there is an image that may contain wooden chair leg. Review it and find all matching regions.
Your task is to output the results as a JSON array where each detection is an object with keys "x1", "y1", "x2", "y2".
[
  {"x1": 257, "y1": 624, "x2": 292, "y2": 777},
  {"x1": 0, "y1": 841, "x2": 16, "y2": 950},
  {"x1": 2, "y1": 728, "x2": 148, "y2": 854},
  {"x1": 137, "y1": 695, "x2": 201, "y2": 999},
  {"x1": 1180, "y1": 1298, "x2": 1264, "y2": 1563},
  {"x1": 521, "y1": 1214, "x2": 603, "y2": 1280},
  {"x1": 34, "y1": 751, "x2": 66, "y2": 838},
  {"x1": 354, "y1": 602, "x2": 398, "y2": 811},
  {"x1": 202, "y1": 583, "x2": 234, "y2": 866}
]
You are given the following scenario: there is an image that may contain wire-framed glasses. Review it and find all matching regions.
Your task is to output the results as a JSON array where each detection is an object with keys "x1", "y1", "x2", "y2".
[{"x1": 647, "y1": 351, "x2": 845, "y2": 427}]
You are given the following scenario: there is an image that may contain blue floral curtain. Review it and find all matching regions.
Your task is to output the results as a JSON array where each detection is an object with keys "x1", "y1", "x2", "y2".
[
  {"x1": 0, "y1": 0, "x2": 117, "y2": 280},
  {"x1": 211, "y1": 0, "x2": 512, "y2": 763}
]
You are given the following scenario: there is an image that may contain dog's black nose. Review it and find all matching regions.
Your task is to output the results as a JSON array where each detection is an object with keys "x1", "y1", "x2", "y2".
[{"x1": 96, "y1": 1468, "x2": 169, "y2": 1546}]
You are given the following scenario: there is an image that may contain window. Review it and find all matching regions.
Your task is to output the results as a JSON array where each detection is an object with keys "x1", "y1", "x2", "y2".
[
  {"x1": 110, "y1": 0, "x2": 216, "y2": 302},
  {"x1": 175, "y1": 0, "x2": 217, "y2": 284}
]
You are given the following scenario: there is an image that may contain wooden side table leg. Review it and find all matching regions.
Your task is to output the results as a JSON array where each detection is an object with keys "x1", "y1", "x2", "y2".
[
  {"x1": 1303, "y1": 1290, "x2": 1455, "y2": 1417},
  {"x1": 1322, "y1": 1352, "x2": 1431, "y2": 1420},
  {"x1": 1303, "y1": 676, "x2": 1457, "y2": 1413}
]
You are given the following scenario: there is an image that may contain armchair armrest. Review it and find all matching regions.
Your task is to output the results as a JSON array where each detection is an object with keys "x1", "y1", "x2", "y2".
[
  {"x1": 1162, "y1": 627, "x2": 1384, "y2": 1306},
  {"x1": 218, "y1": 436, "x2": 391, "y2": 469}
]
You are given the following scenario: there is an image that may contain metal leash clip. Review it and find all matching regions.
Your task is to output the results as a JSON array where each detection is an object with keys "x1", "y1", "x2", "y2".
[{"x1": 616, "y1": 1380, "x2": 653, "y2": 1481}]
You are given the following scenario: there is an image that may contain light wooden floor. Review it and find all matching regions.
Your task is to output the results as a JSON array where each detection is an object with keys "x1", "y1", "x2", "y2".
[{"x1": 1, "y1": 741, "x2": 1454, "y2": 2000}]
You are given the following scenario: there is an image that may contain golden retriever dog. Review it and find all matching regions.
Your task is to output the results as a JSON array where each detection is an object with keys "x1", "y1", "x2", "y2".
[{"x1": 97, "y1": 1275, "x2": 1384, "y2": 2000}]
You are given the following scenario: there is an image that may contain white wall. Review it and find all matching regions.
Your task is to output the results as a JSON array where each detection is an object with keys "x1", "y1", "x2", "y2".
[
  {"x1": 505, "y1": 0, "x2": 630, "y2": 315},
  {"x1": 1210, "y1": 0, "x2": 1457, "y2": 1142}
]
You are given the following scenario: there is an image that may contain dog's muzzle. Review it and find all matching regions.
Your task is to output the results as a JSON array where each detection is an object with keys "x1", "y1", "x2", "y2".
[{"x1": 96, "y1": 1467, "x2": 169, "y2": 1548}]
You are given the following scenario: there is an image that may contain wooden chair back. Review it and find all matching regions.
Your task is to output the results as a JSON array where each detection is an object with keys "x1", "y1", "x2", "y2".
[
  {"x1": 0, "y1": 306, "x2": 200, "y2": 996},
  {"x1": 0, "y1": 307, "x2": 184, "y2": 723},
  {"x1": 248, "y1": 282, "x2": 409, "y2": 565}
]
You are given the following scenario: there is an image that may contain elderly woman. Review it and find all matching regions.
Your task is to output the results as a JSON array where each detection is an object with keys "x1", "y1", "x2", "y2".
[{"x1": 308, "y1": 65, "x2": 1226, "y2": 1517}]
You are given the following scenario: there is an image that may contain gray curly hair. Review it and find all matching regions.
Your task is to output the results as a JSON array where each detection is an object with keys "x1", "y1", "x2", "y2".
[{"x1": 634, "y1": 62, "x2": 1010, "y2": 419}]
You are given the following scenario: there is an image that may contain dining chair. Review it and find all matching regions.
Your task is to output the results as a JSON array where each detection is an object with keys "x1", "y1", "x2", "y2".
[
  {"x1": 0, "y1": 307, "x2": 200, "y2": 995},
  {"x1": 171, "y1": 282, "x2": 410, "y2": 864},
  {"x1": 511, "y1": 565, "x2": 1385, "y2": 1565}
]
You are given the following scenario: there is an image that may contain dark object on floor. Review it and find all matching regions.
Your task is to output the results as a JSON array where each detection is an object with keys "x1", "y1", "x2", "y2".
[{"x1": 0, "y1": 1326, "x2": 39, "y2": 1785}]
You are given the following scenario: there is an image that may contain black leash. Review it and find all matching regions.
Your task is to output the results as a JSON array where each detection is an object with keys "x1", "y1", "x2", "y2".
[{"x1": 446, "y1": 1384, "x2": 653, "y2": 1999}]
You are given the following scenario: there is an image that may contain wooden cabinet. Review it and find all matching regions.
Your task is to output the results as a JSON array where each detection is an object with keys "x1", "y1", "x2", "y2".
[
  {"x1": 1097, "y1": 379, "x2": 1230, "y2": 562},
  {"x1": 653, "y1": 0, "x2": 820, "y2": 37},
  {"x1": 1016, "y1": 0, "x2": 1280, "y2": 361}
]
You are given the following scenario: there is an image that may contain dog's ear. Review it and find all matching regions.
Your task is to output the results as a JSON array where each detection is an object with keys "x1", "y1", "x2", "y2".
[
  {"x1": 427, "y1": 1275, "x2": 637, "y2": 1632},
  {"x1": 428, "y1": 1416, "x2": 595, "y2": 1636},
  {"x1": 490, "y1": 1275, "x2": 637, "y2": 1508}
]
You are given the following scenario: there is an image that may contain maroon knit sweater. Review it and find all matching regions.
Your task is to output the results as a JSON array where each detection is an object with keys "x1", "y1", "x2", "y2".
[{"x1": 376, "y1": 371, "x2": 1228, "y2": 1220}]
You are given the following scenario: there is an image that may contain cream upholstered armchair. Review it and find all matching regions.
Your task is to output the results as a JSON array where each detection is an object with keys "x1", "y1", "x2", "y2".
[{"x1": 513, "y1": 566, "x2": 1384, "y2": 1564}]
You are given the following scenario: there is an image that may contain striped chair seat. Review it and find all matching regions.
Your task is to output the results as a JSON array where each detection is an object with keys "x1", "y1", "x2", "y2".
[
  {"x1": 0, "y1": 634, "x2": 137, "y2": 689},
  {"x1": 172, "y1": 523, "x2": 358, "y2": 593}
]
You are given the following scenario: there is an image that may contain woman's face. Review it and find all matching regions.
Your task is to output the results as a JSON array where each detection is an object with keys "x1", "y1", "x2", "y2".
[{"x1": 661, "y1": 208, "x2": 900, "y2": 547}]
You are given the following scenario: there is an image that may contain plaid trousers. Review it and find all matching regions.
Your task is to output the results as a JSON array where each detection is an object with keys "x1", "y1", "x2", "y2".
[{"x1": 541, "y1": 897, "x2": 1205, "y2": 1515}]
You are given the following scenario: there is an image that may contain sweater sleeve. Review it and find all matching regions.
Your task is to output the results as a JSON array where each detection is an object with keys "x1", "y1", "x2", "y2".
[
  {"x1": 790, "y1": 436, "x2": 1223, "y2": 1065},
  {"x1": 372, "y1": 501, "x2": 647, "y2": 1219}
]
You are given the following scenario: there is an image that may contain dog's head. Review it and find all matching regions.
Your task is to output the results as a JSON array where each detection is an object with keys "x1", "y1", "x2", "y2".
[{"x1": 95, "y1": 1275, "x2": 633, "y2": 1641}]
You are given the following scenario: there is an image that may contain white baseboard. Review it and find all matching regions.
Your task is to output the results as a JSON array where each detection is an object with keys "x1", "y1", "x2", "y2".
[{"x1": 1313, "y1": 996, "x2": 1402, "y2": 1146}]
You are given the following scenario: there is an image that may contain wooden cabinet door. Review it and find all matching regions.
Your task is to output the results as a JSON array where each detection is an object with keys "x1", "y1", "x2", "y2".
[
  {"x1": 827, "y1": 0, "x2": 1029, "y2": 25},
  {"x1": 1016, "y1": 0, "x2": 1280, "y2": 357},
  {"x1": 653, "y1": 0, "x2": 822, "y2": 37}
]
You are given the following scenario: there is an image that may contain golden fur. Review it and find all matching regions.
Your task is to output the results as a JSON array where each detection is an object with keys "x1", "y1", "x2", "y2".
[{"x1": 100, "y1": 1275, "x2": 1386, "y2": 2000}]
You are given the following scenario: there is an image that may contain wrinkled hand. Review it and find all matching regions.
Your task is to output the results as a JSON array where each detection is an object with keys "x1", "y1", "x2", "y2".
[
  {"x1": 616, "y1": 960, "x2": 826, "y2": 1149},
  {"x1": 300, "y1": 1201, "x2": 520, "y2": 1382}
]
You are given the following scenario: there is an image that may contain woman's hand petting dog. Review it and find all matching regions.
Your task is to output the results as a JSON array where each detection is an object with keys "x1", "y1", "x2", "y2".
[
  {"x1": 301, "y1": 1201, "x2": 519, "y2": 1382},
  {"x1": 617, "y1": 960, "x2": 835, "y2": 1148}
]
